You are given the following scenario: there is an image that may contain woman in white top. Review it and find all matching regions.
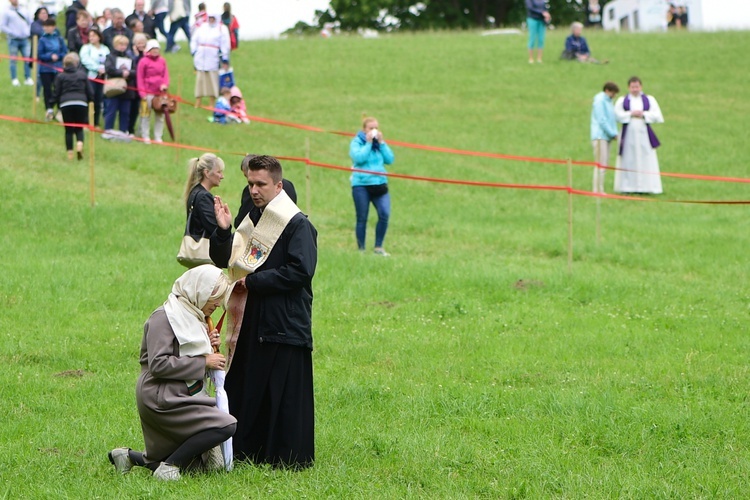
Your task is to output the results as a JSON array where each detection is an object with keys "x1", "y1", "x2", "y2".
[
  {"x1": 189, "y1": 12, "x2": 230, "y2": 109},
  {"x1": 79, "y1": 26, "x2": 110, "y2": 127}
]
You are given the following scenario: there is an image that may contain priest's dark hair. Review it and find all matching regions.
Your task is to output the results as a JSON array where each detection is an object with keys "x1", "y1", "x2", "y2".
[
  {"x1": 246, "y1": 155, "x2": 283, "y2": 183},
  {"x1": 628, "y1": 76, "x2": 642, "y2": 85}
]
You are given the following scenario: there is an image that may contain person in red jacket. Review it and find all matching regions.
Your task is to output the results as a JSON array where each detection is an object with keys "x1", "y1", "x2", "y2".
[
  {"x1": 221, "y1": 2, "x2": 239, "y2": 50},
  {"x1": 136, "y1": 39, "x2": 169, "y2": 143}
]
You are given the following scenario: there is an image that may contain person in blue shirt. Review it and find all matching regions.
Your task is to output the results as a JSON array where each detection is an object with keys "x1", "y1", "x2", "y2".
[
  {"x1": 563, "y1": 22, "x2": 607, "y2": 63},
  {"x1": 38, "y1": 18, "x2": 68, "y2": 120},
  {"x1": 349, "y1": 117, "x2": 395, "y2": 256},
  {"x1": 590, "y1": 81, "x2": 619, "y2": 193},
  {"x1": 563, "y1": 22, "x2": 591, "y2": 61}
]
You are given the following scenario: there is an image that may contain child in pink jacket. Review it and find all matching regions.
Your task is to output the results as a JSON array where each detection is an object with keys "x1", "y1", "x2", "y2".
[
  {"x1": 229, "y1": 86, "x2": 250, "y2": 124},
  {"x1": 136, "y1": 39, "x2": 170, "y2": 143}
]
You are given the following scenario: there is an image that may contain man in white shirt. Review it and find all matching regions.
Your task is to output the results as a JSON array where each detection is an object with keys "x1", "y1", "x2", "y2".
[
  {"x1": 0, "y1": 0, "x2": 33, "y2": 86},
  {"x1": 614, "y1": 76, "x2": 664, "y2": 194}
]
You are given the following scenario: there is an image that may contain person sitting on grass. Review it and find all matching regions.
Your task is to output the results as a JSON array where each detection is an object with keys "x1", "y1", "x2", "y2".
[
  {"x1": 561, "y1": 22, "x2": 606, "y2": 63},
  {"x1": 211, "y1": 87, "x2": 233, "y2": 124},
  {"x1": 229, "y1": 86, "x2": 250, "y2": 124}
]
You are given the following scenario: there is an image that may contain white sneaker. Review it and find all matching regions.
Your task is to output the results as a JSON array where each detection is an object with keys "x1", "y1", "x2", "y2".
[
  {"x1": 45, "y1": 109, "x2": 54, "y2": 121},
  {"x1": 142, "y1": 138, "x2": 151, "y2": 144},
  {"x1": 201, "y1": 446, "x2": 225, "y2": 472},
  {"x1": 153, "y1": 462, "x2": 181, "y2": 481},
  {"x1": 24, "y1": 77, "x2": 34, "y2": 86},
  {"x1": 11, "y1": 79, "x2": 20, "y2": 87},
  {"x1": 153, "y1": 138, "x2": 163, "y2": 144},
  {"x1": 108, "y1": 448, "x2": 133, "y2": 475}
]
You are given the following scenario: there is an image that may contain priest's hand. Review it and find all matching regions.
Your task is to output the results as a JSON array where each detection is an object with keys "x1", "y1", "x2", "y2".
[
  {"x1": 631, "y1": 110, "x2": 644, "y2": 118},
  {"x1": 214, "y1": 195, "x2": 232, "y2": 230},
  {"x1": 233, "y1": 277, "x2": 246, "y2": 291}
]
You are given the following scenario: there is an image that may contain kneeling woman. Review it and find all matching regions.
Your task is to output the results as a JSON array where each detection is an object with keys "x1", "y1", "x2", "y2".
[{"x1": 108, "y1": 265, "x2": 236, "y2": 480}]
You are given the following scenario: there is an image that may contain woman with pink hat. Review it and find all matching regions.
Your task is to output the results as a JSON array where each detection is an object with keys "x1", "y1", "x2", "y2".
[{"x1": 136, "y1": 38, "x2": 170, "y2": 144}]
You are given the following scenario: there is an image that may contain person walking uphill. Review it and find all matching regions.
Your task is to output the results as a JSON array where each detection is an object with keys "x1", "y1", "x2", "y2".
[
  {"x1": 350, "y1": 116, "x2": 395, "y2": 256},
  {"x1": 52, "y1": 52, "x2": 92, "y2": 160},
  {"x1": 210, "y1": 155, "x2": 317, "y2": 469}
]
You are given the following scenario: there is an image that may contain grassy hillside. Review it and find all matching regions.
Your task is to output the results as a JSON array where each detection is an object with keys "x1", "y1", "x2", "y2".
[{"x1": 1, "y1": 28, "x2": 749, "y2": 497}]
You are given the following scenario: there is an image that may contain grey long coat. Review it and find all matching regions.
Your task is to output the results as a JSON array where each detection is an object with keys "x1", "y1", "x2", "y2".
[{"x1": 136, "y1": 307, "x2": 236, "y2": 463}]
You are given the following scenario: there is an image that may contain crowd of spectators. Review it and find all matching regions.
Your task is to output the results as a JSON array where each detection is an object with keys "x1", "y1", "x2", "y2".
[{"x1": 2, "y1": 0, "x2": 243, "y2": 149}]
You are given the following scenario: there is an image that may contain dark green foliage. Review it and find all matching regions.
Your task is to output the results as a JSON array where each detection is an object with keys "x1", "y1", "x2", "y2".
[{"x1": 295, "y1": 0, "x2": 610, "y2": 32}]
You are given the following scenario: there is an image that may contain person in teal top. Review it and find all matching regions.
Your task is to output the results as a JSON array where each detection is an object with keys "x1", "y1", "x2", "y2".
[
  {"x1": 349, "y1": 116, "x2": 395, "y2": 256},
  {"x1": 590, "y1": 81, "x2": 619, "y2": 193}
]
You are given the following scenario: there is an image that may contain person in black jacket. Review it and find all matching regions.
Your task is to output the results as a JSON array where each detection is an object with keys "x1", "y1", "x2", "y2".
[
  {"x1": 66, "y1": 9, "x2": 90, "y2": 53},
  {"x1": 211, "y1": 155, "x2": 317, "y2": 469},
  {"x1": 64, "y1": 0, "x2": 88, "y2": 36},
  {"x1": 52, "y1": 52, "x2": 92, "y2": 160},
  {"x1": 103, "y1": 35, "x2": 136, "y2": 134},
  {"x1": 125, "y1": 0, "x2": 156, "y2": 39},
  {"x1": 183, "y1": 153, "x2": 226, "y2": 256},
  {"x1": 102, "y1": 9, "x2": 134, "y2": 50}
]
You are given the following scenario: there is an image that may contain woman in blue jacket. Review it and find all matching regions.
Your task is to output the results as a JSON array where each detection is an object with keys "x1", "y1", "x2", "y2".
[{"x1": 349, "y1": 117, "x2": 395, "y2": 256}]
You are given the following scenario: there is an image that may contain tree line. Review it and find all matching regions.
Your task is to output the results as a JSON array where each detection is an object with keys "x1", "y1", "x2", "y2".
[{"x1": 288, "y1": 1, "x2": 610, "y2": 33}]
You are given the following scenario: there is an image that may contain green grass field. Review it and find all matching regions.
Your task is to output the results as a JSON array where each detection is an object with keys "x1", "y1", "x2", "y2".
[{"x1": 1, "y1": 27, "x2": 749, "y2": 498}]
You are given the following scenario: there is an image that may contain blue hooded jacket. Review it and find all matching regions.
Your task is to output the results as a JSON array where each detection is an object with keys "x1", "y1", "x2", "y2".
[
  {"x1": 349, "y1": 131, "x2": 395, "y2": 187},
  {"x1": 38, "y1": 32, "x2": 68, "y2": 74}
]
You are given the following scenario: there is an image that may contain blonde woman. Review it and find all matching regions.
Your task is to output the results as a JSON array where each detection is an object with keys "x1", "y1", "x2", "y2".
[
  {"x1": 184, "y1": 154, "x2": 226, "y2": 243},
  {"x1": 103, "y1": 35, "x2": 136, "y2": 134},
  {"x1": 52, "y1": 52, "x2": 92, "y2": 160}
]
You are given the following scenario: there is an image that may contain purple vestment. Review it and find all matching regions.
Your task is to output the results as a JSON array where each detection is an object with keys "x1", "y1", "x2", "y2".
[{"x1": 619, "y1": 94, "x2": 661, "y2": 156}]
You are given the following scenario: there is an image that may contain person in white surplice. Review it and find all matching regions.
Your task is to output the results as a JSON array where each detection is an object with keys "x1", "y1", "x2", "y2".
[{"x1": 614, "y1": 76, "x2": 664, "y2": 194}]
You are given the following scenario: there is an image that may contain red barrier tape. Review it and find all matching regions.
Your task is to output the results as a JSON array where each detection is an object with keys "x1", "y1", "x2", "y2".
[
  {"x1": 2, "y1": 66, "x2": 748, "y2": 203},
  {"x1": 5, "y1": 53, "x2": 750, "y2": 185},
  {"x1": 2, "y1": 112, "x2": 748, "y2": 204},
  {"x1": 191, "y1": 101, "x2": 750, "y2": 186},
  {"x1": 6, "y1": 52, "x2": 750, "y2": 186}
]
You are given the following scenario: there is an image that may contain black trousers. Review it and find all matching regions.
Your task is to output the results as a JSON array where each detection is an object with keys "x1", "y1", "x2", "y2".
[
  {"x1": 60, "y1": 104, "x2": 88, "y2": 150},
  {"x1": 91, "y1": 80, "x2": 104, "y2": 127},
  {"x1": 40, "y1": 73, "x2": 56, "y2": 111}
]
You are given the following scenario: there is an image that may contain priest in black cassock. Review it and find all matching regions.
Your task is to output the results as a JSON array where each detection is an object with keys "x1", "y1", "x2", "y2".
[{"x1": 210, "y1": 155, "x2": 317, "y2": 469}]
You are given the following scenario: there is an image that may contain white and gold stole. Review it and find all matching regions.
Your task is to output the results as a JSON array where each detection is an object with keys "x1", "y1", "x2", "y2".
[{"x1": 225, "y1": 190, "x2": 301, "y2": 370}]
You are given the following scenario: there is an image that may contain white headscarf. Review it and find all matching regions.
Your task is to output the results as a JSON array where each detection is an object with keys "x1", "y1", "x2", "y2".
[{"x1": 163, "y1": 265, "x2": 232, "y2": 357}]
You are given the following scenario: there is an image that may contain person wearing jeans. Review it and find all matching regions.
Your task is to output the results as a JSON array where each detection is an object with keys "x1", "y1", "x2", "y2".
[
  {"x1": 151, "y1": 0, "x2": 169, "y2": 40},
  {"x1": 166, "y1": 0, "x2": 191, "y2": 52},
  {"x1": 349, "y1": 117, "x2": 395, "y2": 256},
  {"x1": 1, "y1": 0, "x2": 33, "y2": 85}
]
